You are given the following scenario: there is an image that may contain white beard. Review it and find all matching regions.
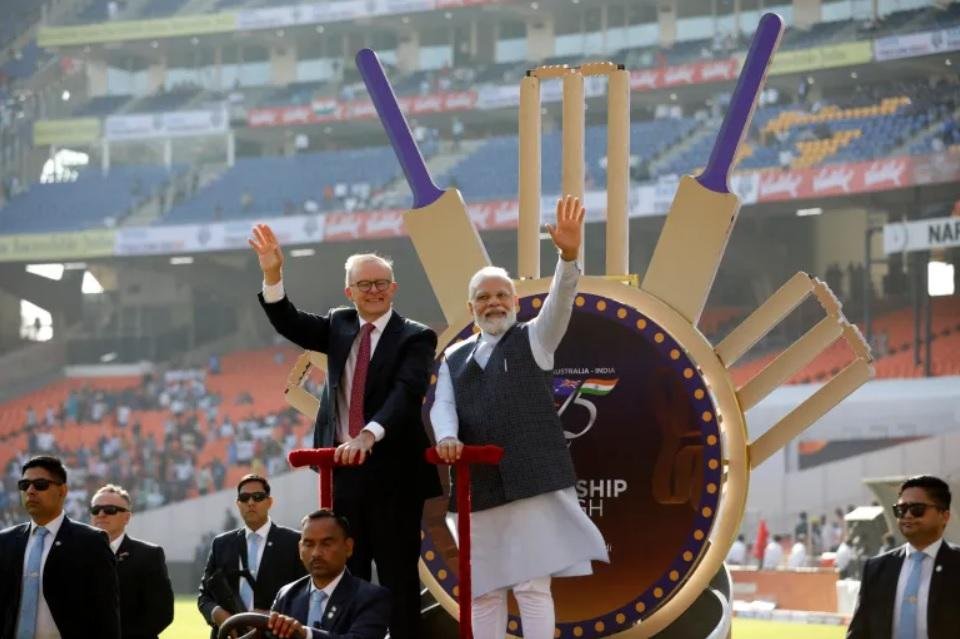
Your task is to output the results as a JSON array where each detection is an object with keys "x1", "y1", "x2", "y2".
[{"x1": 475, "y1": 309, "x2": 517, "y2": 336}]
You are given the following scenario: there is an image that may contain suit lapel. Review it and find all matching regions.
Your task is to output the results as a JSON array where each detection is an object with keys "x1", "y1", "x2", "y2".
[
  {"x1": 321, "y1": 572, "x2": 356, "y2": 630},
  {"x1": 879, "y1": 546, "x2": 906, "y2": 633},
  {"x1": 927, "y1": 542, "x2": 957, "y2": 634},
  {"x1": 291, "y1": 579, "x2": 310, "y2": 627}
]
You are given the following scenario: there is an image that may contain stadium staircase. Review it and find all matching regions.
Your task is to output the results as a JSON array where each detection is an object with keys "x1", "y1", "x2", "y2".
[
  {"x1": 375, "y1": 139, "x2": 487, "y2": 208},
  {"x1": 649, "y1": 118, "x2": 720, "y2": 177}
]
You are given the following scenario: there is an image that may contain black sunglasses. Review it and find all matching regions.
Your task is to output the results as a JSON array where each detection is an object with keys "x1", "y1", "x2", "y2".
[
  {"x1": 18, "y1": 478, "x2": 63, "y2": 492},
  {"x1": 892, "y1": 502, "x2": 943, "y2": 519},
  {"x1": 90, "y1": 505, "x2": 129, "y2": 516},
  {"x1": 237, "y1": 492, "x2": 269, "y2": 503}
]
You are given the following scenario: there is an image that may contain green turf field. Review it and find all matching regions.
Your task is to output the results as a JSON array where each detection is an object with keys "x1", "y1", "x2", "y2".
[{"x1": 165, "y1": 595, "x2": 846, "y2": 639}]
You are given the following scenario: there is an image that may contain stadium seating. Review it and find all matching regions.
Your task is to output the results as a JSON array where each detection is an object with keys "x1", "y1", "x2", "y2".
[
  {"x1": 160, "y1": 147, "x2": 402, "y2": 223},
  {"x1": 0, "y1": 165, "x2": 182, "y2": 233},
  {"x1": 443, "y1": 118, "x2": 699, "y2": 201},
  {"x1": 0, "y1": 345, "x2": 314, "y2": 522},
  {"x1": 730, "y1": 295, "x2": 960, "y2": 387}
]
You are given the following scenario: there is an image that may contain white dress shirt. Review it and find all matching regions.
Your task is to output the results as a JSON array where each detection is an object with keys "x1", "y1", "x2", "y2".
[
  {"x1": 262, "y1": 280, "x2": 387, "y2": 443},
  {"x1": 892, "y1": 538, "x2": 943, "y2": 639},
  {"x1": 21, "y1": 510, "x2": 66, "y2": 639},
  {"x1": 304, "y1": 569, "x2": 346, "y2": 638},
  {"x1": 240, "y1": 518, "x2": 271, "y2": 581},
  {"x1": 109, "y1": 533, "x2": 125, "y2": 555},
  {"x1": 431, "y1": 256, "x2": 579, "y2": 441}
]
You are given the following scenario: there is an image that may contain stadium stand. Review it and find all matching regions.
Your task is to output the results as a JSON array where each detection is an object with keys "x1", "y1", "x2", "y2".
[
  {"x1": 0, "y1": 346, "x2": 315, "y2": 528},
  {"x1": 0, "y1": 165, "x2": 183, "y2": 233},
  {"x1": 160, "y1": 147, "x2": 405, "y2": 223}
]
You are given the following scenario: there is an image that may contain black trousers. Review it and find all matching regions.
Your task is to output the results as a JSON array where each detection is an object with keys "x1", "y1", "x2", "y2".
[{"x1": 334, "y1": 465, "x2": 425, "y2": 639}]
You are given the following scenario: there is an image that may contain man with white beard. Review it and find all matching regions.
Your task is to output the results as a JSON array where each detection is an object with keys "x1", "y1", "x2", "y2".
[{"x1": 430, "y1": 195, "x2": 608, "y2": 639}]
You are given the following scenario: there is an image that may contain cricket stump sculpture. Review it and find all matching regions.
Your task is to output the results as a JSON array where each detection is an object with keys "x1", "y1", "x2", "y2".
[{"x1": 283, "y1": 12, "x2": 874, "y2": 639}]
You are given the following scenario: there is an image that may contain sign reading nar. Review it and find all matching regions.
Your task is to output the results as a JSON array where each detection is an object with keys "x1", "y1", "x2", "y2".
[{"x1": 883, "y1": 216, "x2": 960, "y2": 255}]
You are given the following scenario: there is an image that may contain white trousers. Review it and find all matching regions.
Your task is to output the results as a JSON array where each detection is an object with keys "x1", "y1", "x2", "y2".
[{"x1": 472, "y1": 576, "x2": 554, "y2": 639}]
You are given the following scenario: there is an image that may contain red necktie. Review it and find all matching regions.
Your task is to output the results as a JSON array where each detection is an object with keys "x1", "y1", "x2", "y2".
[{"x1": 348, "y1": 323, "x2": 375, "y2": 438}]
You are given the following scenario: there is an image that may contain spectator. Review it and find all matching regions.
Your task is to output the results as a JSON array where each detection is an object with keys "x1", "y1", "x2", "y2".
[
  {"x1": 726, "y1": 534, "x2": 747, "y2": 565},
  {"x1": 763, "y1": 534, "x2": 784, "y2": 569}
]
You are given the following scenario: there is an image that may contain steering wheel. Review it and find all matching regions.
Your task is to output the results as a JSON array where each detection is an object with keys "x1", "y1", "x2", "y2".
[{"x1": 217, "y1": 612, "x2": 272, "y2": 639}]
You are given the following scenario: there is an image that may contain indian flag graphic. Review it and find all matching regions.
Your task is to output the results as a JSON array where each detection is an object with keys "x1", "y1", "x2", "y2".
[{"x1": 578, "y1": 378, "x2": 618, "y2": 396}]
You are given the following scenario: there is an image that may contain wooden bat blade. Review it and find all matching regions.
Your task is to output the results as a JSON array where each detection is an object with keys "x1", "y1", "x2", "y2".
[
  {"x1": 641, "y1": 176, "x2": 740, "y2": 323},
  {"x1": 405, "y1": 188, "x2": 490, "y2": 325}
]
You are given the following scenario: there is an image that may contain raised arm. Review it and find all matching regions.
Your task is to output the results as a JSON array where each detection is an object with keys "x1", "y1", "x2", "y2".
[
  {"x1": 528, "y1": 196, "x2": 585, "y2": 362},
  {"x1": 249, "y1": 223, "x2": 285, "y2": 285}
]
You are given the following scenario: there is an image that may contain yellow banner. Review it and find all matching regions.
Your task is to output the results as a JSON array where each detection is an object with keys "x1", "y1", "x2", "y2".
[
  {"x1": 38, "y1": 13, "x2": 236, "y2": 47},
  {"x1": 33, "y1": 118, "x2": 101, "y2": 147},
  {"x1": 0, "y1": 230, "x2": 116, "y2": 262},
  {"x1": 769, "y1": 41, "x2": 873, "y2": 76}
]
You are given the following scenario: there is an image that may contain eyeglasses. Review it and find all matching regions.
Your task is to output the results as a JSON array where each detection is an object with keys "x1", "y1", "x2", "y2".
[
  {"x1": 90, "y1": 505, "x2": 129, "y2": 516},
  {"x1": 892, "y1": 502, "x2": 943, "y2": 519},
  {"x1": 351, "y1": 279, "x2": 392, "y2": 293},
  {"x1": 237, "y1": 492, "x2": 269, "y2": 503},
  {"x1": 17, "y1": 478, "x2": 63, "y2": 492}
]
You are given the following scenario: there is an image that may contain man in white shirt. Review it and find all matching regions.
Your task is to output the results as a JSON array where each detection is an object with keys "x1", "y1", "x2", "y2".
[
  {"x1": 0, "y1": 455, "x2": 120, "y2": 639},
  {"x1": 726, "y1": 534, "x2": 747, "y2": 565},
  {"x1": 847, "y1": 475, "x2": 959, "y2": 639},
  {"x1": 267, "y1": 510, "x2": 390, "y2": 639},
  {"x1": 762, "y1": 534, "x2": 784, "y2": 570},
  {"x1": 788, "y1": 533, "x2": 808, "y2": 569},
  {"x1": 430, "y1": 196, "x2": 608, "y2": 639}
]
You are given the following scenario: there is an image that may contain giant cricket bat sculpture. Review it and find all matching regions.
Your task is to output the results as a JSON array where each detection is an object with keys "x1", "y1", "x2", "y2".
[
  {"x1": 641, "y1": 13, "x2": 784, "y2": 325},
  {"x1": 356, "y1": 49, "x2": 491, "y2": 325}
]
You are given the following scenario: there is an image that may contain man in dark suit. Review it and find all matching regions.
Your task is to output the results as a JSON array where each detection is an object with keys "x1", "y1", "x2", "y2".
[
  {"x1": 267, "y1": 510, "x2": 389, "y2": 639},
  {"x1": 847, "y1": 474, "x2": 959, "y2": 639},
  {"x1": 250, "y1": 224, "x2": 442, "y2": 639},
  {"x1": 198, "y1": 474, "x2": 306, "y2": 638},
  {"x1": 89, "y1": 484, "x2": 173, "y2": 639},
  {"x1": 0, "y1": 455, "x2": 120, "y2": 639}
]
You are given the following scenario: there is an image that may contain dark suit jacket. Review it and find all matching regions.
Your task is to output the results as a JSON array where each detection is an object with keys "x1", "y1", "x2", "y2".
[
  {"x1": 271, "y1": 571, "x2": 390, "y2": 639},
  {"x1": 0, "y1": 516, "x2": 120, "y2": 639},
  {"x1": 116, "y1": 535, "x2": 174, "y2": 639},
  {"x1": 847, "y1": 541, "x2": 960, "y2": 639},
  {"x1": 258, "y1": 298, "x2": 442, "y2": 500},
  {"x1": 197, "y1": 522, "x2": 306, "y2": 638}
]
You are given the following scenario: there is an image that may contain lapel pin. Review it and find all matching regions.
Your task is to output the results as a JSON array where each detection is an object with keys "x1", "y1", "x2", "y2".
[
  {"x1": 936, "y1": 565, "x2": 942, "y2": 572},
  {"x1": 268, "y1": 541, "x2": 273, "y2": 547},
  {"x1": 54, "y1": 541, "x2": 62, "y2": 547}
]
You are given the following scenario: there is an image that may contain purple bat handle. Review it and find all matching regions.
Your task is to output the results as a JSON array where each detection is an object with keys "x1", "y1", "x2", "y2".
[
  {"x1": 697, "y1": 12, "x2": 784, "y2": 194},
  {"x1": 356, "y1": 48, "x2": 444, "y2": 209}
]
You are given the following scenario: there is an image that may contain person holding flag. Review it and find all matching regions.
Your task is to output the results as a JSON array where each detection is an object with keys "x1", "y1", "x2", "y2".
[{"x1": 430, "y1": 195, "x2": 609, "y2": 639}]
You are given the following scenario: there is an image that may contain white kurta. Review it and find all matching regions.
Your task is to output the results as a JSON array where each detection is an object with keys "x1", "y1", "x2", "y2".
[{"x1": 430, "y1": 257, "x2": 609, "y2": 596}]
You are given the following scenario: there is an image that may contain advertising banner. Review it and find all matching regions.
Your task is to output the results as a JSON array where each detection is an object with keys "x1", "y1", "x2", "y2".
[
  {"x1": 755, "y1": 156, "x2": 915, "y2": 202},
  {"x1": 768, "y1": 41, "x2": 872, "y2": 76},
  {"x1": 0, "y1": 230, "x2": 116, "y2": 262},
  {"x1": 33, "y1": 118, "x2": 101, "y2": 147},
  {"x1": 38, "y1": 13, "x2": 236, "y2": 47},
  {"x1": 104, "y1": 107, "x2": 228, "y2": 141},
  {"x1": 630, "y1": 57, "x2": 740, "y2": 91},
  {"x1": 114, "y1": 214, "x2": 325, "y2": 255},
  {"x1": 874, "y1": 26, "x2": 960, "y2": 61},
  {"x1": 247, "y1": 91, "x2": 477, "y2": 127}
]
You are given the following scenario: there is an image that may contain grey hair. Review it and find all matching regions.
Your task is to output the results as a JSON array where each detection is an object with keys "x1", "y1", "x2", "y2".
[
  {"x1": 92, "y1": 483, "x2": 131, "y2": 507},
  {"x1": 344, "y1": 253, "x2": 394, "y2": 287},
  {"x1": 468, "y1": 266, "x2": 515, "y2": 300}
]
